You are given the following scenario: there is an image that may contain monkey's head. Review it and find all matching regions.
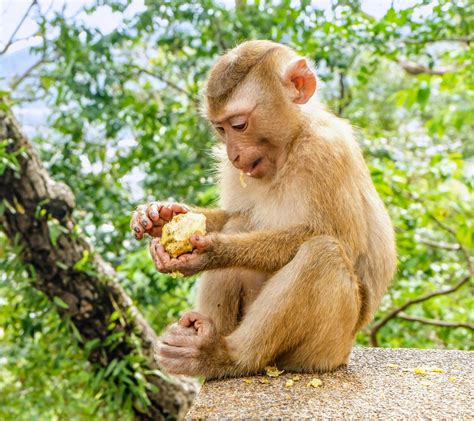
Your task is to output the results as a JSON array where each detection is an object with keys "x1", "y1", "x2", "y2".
[{"x1": 202, "y1": 40, "x2": 317, "y2": 180}]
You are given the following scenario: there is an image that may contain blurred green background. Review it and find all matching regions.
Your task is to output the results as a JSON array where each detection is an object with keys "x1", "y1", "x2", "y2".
[{"x1": 0, "y1": 0, "x2": 472, "y2": 419}]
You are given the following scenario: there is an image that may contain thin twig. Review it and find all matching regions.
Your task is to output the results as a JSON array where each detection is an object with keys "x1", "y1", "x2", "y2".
[
  {"x1": 337, "y1": 72, "x2": 352, "y2": 116},
  {"x1": 396, "y1": 58, "x2": 455, "y2": 76},
  {"x1": 10, "y1": 55, "x2": 47, "y2": 90},
  {"x1": 416, "y1": 237, "x2": 461, "y2": 251},
  {"x1": 404, "y1": 37, "x2": 472, "y2": 45},
  {"x1": 369, "y1": 274, "x2": 471, "y2": 346},
  {"x1": 0, "y1": 0, "x2": 38, "y2": 55},
  {"x1": 429, "y1": 214, "x2": 474, "y2": 276},
  {"x1": 12, "y1": 92, "x2": 48, "y2": 104},
  {"x1": 398, "y1": 313, "x2": 474, "y2": 331},
  {"x1": 132, "y1": 66, "x2": 197, "y2": 103}
]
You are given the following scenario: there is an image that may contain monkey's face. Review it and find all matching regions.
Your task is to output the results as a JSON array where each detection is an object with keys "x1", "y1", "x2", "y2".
[
  {"x1": 208, "y1": 80, "x2": 298, "y2": 180},
  {"x1": 205, "y1": 51, "x2": 317, "y2": 181}
]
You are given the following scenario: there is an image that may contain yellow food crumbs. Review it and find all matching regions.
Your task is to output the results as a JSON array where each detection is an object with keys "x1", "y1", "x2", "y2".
[
  {"x1": 285, "y1": 379, "x2": 294, "y2": 388},
  {"x1": 265, "y1": 366, "x2": 284, "y2": 377},
  {"x1": 259, "y1": 378, "x2": 270, "y2": 384},
  {"x1": 242, "y1": 379, "x2": 253, "y2": 384},
  {"x1": 448, "y1": 377, "x2": 457, "y2": 381},
  {"x1": 169, "y1": 271, "x2": 184, "y2": 279},
  {"x1": 240, "y1": 171, "x2": 247, "y2": 188},
  {"x1": 292, "y1": 375, "x2": 302, "y2": 381},
  {"x1": 413, "y1": 367, "x2": 427, "y2": 375},
  {"x1": 430, "y1": 367, "x2": 444, "y2": 373},
  {"x1": 307, "y1": 378, "x2": 322, "y2": 388},
  {"x1": 386, "y1": 364, "x2": 400, "y2": 369}
]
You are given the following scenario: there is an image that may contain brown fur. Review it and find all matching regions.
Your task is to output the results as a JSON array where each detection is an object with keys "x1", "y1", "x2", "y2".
[{"x1": 132, "y1": 40, "x2": 397, "y2": 379}]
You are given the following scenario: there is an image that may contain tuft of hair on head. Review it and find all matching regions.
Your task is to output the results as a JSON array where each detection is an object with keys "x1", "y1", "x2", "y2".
[{"x1": 204, "y1": 40, "x2": 294, "y2": 107}]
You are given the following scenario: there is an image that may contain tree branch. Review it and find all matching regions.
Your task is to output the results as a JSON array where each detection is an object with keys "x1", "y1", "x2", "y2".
[
  {"x1": 0, "y1": 98, "x2": 197, "y2": 419},
  {"x1": 398, "y1": 313, "x2": 474, "y2": 331},
  {"x1": 369, "y1": 274, "x2": 471, "y2": 346},
  {"x1": 10, "y1": 54, "x2": 47, "y2": 90},
  {"x1": 428, "y1": 214, "x2": 474, "y2": 277},
  {"x1": 404, "y1": 37, "x2": 472, "y2": 45},
  {"x1": 0, "y1": 0, "x2": 38, "y2": 55},
  {"x1": 337, "y1": 72, "x2": 352, "y2": 116},
  {"x1": 132, "y1": 66, "x2": 197, "y2": 103},
  {"x1": 11, "y1": 92, "x2": 48, "y2": 104},
  {"x1": 416, "y1": 237, "x2": 461, "y2": 251},
  {"x1": 396, "y1": 58, "x2": 455, "y2": 76}
]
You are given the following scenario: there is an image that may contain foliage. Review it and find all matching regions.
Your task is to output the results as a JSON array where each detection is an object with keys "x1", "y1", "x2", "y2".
[
  {"x1": 0, "y1": 234, "x2": 130, "y2": 420},
  {"x1": 0, "y1": 0, "x2": 472, "y2": 417}
]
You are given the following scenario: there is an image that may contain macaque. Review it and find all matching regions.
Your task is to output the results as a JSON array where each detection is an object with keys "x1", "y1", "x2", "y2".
[{"x1": 130, "y1": 40, "x2": 396, "y2": 379}]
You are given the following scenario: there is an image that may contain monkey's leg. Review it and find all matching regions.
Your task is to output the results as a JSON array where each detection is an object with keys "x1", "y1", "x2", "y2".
[
  {"x1": 196, "y1": 269, "x2": 267, "y2": 336},
  {"x1": 196, "y1": 270, "x2": 242, "y2": 336},
  {"x1": 196, "y1": 214, "x2": 262, "y2": 336},
  {"x1": 228, "y1": 235, "x2": 362, "y2": 374}
]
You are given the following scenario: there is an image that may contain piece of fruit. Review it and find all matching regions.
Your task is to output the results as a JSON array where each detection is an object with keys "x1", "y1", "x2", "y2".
[
  {"x1": 307, "y1": 378, "x2": 322, "y2": 388},
  {"x1": 413, "y1": 367, "x2": 427, "y2": 375},
  {"x1": 160, "y1": 212, "x2": 207, "y2": 258},
  {"x1": 265, "y1": 366, "x2": 284, "y2": 377}
]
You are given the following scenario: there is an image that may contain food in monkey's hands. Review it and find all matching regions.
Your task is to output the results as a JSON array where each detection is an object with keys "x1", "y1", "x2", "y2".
[{"x1": 160, "y1": 212, "x2": 207, "y2": 258}]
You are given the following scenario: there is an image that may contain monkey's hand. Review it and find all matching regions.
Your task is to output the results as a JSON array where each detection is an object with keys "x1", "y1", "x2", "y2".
[
  {"x1": 149, "y1": 234, "x2": 215, "y2": 276},
  {"x1": 130, "y1": 202, "x2": 189, "y2": 240},
  {"x1": 157, "y1": 311, "x2": 232, "y2": 377}
]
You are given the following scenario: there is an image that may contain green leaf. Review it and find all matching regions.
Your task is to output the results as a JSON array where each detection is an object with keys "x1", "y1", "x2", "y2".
[{"x1": 53, "y1": 296, "x2": 69, "y2": 309}]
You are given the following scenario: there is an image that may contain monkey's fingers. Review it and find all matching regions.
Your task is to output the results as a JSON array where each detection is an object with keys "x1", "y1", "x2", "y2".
[
  {"x1": 190, "y1": 234, "x2": 213, "y2": 252},
  {"x1": 156, "y1": 354, "x2": 197, "y2": 375},
  {"x1": 169, "y1": 203, "x2": 189, "y2": 216},
  {"x1": 147, "y1": 202, "x2": 163, "y2": 222},
  {"x1": 158, "y1": 341, "x2": 199, "y2": 359},
  {"x1": 139, "y1": 212, "x2": 153, "y2": 231},
  {"x1": 179, "y1": 311, "x2": 214, "y2": 336},
  {"x1": 161, "y1": 331, "x2": 201, "y2": 349},
  {"x1": 159, "y1": 204, "x2": 174, "y2": 222},
  {"x1": 150, "y1": 241, "x2": 173, "y2": 272},
  {"x1": 166, "y1": 322, "x2": 198, "y2": 337},
  {"x1": 147, "y1": 226, "x2": 163, "y2": 237},
  {"x1": 131, "y1": 209, "x2": 146, "y2": 240}
]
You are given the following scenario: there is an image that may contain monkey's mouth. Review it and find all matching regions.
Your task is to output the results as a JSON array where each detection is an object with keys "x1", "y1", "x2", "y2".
[{"x1": 246, "y1": 157, "x2": 264, "y2": 176}]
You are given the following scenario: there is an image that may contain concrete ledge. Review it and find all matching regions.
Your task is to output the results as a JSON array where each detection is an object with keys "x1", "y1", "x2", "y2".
[{"x1": 187, "y1": 347, "x2": 473, "y2": 419}]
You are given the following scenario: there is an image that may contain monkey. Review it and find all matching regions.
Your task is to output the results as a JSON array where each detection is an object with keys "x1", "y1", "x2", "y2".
[{"x1": 130, "y1": 40, "x2": 396, "y2": 379}]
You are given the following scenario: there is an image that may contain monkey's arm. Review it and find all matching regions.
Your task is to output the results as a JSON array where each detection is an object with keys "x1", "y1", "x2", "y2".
[
  {"x1": 149, "y1": 225, "x2": 317, "y2": 276},
  {"x1": 203, "y1": 225, "x2": 316, "y2": 273}
]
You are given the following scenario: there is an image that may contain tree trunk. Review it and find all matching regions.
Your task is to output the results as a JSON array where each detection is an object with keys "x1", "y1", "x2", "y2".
[{"x1": 0, "y1": 98, "x2": 197, "y2": 420}]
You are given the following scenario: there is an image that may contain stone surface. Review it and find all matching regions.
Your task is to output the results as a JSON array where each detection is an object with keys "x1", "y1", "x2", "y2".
[{"x1": 187, "y1": 347, "x2": 473, "y2": 419}]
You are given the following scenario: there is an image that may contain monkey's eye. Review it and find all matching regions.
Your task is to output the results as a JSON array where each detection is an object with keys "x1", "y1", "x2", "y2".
[
  {"x1": 231, "y1": 122, "x2": 248, "y2": 132},
  {"x1": 214, "y1": 126, "x2": 225, "y2": 134}
]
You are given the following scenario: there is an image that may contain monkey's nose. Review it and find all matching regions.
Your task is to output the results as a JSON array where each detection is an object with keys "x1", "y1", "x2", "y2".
[{"x1": 233, "y1": 154, "x2": 240, "y2": 164}]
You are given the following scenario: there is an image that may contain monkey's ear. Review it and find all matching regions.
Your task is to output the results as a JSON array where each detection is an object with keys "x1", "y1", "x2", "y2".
[{"x1": 282, "y1": 58, "x2": 317, "y2": 104}]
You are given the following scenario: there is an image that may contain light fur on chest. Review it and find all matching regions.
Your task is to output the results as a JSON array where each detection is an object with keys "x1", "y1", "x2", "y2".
[{"x1": 219, "y1": 167, "x2": 310, "y2": 230}]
